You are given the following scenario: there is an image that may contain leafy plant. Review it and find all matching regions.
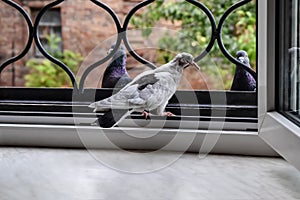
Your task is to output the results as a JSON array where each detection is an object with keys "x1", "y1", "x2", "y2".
[
  {"x1": 25, "y1": 34, "x2": 83, "y2": 87},
  {"x1": 130, "y1": 0, "x2": 256, "y2": 89}
]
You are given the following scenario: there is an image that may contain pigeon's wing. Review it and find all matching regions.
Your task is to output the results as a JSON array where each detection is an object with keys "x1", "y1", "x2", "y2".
[
  {"x1": 90, "y1": 70, "x2": 177, "y2": 113},
  {"x1": 89, "y1": 83, "x2": 142, "y2": 112},
  {"x1": 131, "y1": 73, "x2": 159, "y2": 90},
  {"x1": 108, "y1": 73, "x2": 161, "y2": 109},
  {"x1": 129, "y1": 71, "x2": 177, "y2": 114},
  {"x1": 89, "y1": 72, "x2": 157, "y2": 112}
]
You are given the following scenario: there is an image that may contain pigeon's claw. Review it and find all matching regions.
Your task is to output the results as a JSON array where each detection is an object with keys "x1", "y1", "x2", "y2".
[
  {"x1": 142, "y1": 111, "x2": 150, "y2": 120},
  {"x1": 162, "y1": 112, "x2": 176, "y2": 117}
]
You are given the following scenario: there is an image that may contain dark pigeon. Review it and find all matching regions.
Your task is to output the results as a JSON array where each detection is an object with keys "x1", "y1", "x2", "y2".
[
  {"x1": 231, "y1": 50, "x2": 256, "y2": 91},
  {"x1": 97, "y1": 44, "x2": 132, "y2": 128},
  {"x1": 102, "y1": 44, "x2": 132, "y2": 89}
]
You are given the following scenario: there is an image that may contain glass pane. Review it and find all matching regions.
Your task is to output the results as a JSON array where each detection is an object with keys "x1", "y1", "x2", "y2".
[
  {"x1": 288, "y1": 0, "x2": 299, "y2": 114},
  {"x1": 278, "y1": 0, "x2": 300, "y2": 124},
  {"x1": 40, "y1": 9, "x2": 61, "y2": 25}
]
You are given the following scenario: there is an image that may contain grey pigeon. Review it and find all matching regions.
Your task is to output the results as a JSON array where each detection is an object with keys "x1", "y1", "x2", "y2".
[
  {"x1": 102, "y1": 44, "x2": 131, "y2": 89},
  {"x1": 231, "y1": 50, "x2": 256, "y2": 91},
  {"x1": 89, "y1": 52, "x2": 200, "y2": 128}
]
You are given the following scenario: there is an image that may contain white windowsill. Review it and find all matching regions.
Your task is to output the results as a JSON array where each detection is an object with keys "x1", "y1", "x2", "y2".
[
  {"x1": 0, "y1": 122, "x2": 277, "y2": 157},
  {"x1": 260, "y1": 112, "x2": 300, "y2": 169}
]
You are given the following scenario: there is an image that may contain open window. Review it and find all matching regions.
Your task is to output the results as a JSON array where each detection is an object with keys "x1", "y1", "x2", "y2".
[
  {"x1": 259, "y1": 0, "x2": 300, "y2": 170},
  {"x1": 0, "y1": 0, "x2": 263, "y2": 154}
]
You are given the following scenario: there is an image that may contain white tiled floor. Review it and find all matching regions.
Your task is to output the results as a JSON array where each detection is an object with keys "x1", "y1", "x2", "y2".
[{"x1": 0, "y1": 148, "x2": 299, "y2": 200}]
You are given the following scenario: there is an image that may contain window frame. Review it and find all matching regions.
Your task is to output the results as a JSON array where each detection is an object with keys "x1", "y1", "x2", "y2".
[
  {"x1": 258, "y1": 0, "x2": 300, "y2": 170},
  {"x1": 1, "y1": 0, "x2": 278, "y2": 156}
]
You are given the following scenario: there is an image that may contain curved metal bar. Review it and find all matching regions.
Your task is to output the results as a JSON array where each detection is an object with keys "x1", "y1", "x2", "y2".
[
  {"x1": 78, "y1": 0, "x2": 123, "y2": 92},
  {"x1": 1, "y1": 0, "x2": 257, "y2": 90},
  {"x1": 216, "y1": 0, "x2": 257, "y2": 80},
  {"x1": 0, "y1": 0, "x2": 34, "y2": 74},
  {"x1": 122, "y1": 0, "x2": 157, "y2": 70},
  {"x1": 33, "y1": 0, "x2": 79, "y2": 90},
  {"x1": 78, "y1": 38, "x2": 122, "y2": 93},
  {"x1": 90, "y1": 0, "x2": 122, "y2": 32},
  {"x1": 185, "y1": 0, "x2": 217, "y2": 62}
]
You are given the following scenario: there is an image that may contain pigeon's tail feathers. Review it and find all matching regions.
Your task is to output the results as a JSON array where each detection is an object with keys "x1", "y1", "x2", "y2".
[
  {"x1": 97, "y1": 109, "x2": 132, "y2": 128},
  {"x1": 88, "y1": 102, "x2": 95, "y2": 108},
  {"x1": 89, "y1": 102, "x2": 110, "y2": 112},
  {"x1": 88, "y1": 102, "x2": 98, "y2": 112}
]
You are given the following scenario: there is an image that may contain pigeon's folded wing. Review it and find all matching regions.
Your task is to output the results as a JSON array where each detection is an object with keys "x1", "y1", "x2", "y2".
[
  {"x1": 89, "y1": 84, "x2": 141, "y2": 112},
  {"x1": 90, "y1": 70, "x2": 176, "y2": 113},
  {"x1": 129, "y1": 71, "x2": 177, "y2": 112}
]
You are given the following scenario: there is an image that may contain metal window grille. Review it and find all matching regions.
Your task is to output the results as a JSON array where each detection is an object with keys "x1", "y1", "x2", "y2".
[
  {"x1": 31, "y1": 8, "x2": 62, "y2": 57},
  {"x1": 0, "y1": 0, "x2": 257, "y2": 130}
]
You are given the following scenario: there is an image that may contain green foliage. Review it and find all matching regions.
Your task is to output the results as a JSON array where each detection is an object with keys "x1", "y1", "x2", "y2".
[
  {"x1": 130, "y1": 0, "x2": 256, "y2": 89},
  {"x1": 25, "y1": 35, "x2": 83, "y2": 87}
]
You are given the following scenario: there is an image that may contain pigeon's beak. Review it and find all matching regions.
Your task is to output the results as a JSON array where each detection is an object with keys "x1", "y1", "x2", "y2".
[
  {"x1": 238, "y1": 56, "x2": 245, "y2": 63},
  {"x1": 190, "y1": 62, "x2": 200, "y2": 70}
]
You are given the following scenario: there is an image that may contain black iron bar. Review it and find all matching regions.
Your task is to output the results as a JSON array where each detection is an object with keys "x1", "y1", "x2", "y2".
[
  {"x1": 33, "y1": 0, "x2": 79, "y2": 90},
  {"x1": 0, "y1": 0, "x2": 34, "y2": 74},
  {"x1": 78, "y1": 0, "x2": 123, "y2": 92},
  {"x1": 217, "y1": 0, "x2": 257, "y2": 80},
  {"x1": 185, "y1": 0, "x2": 217, "y2": 62},
  {"x1": 122, "y1": 0, "x2": 157, "y2": 70},
  {"x1": 11, "y1": 41, "x2": 15, "y2": 86}
]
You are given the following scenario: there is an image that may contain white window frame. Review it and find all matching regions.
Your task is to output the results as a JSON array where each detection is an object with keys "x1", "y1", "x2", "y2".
[
  {"x1": 258, "y1": 0, "x2": 300, "y2": 170},
  {"x1": 3, "y1": 0, "x2": 289, "y2": 158}
]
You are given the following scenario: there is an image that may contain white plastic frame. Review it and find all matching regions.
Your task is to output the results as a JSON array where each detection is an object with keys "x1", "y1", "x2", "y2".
[{"x1": 258, "y1": 0, "x2": 300, "y2": 170}]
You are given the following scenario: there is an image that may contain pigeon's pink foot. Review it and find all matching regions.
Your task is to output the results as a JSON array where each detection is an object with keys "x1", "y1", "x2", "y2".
[
  {"x1": 142, "y1": 111, "x2": 150, "y2": 120},
  {"x1": 162, "y1": 112, "x2": 176, "y2": 117}
]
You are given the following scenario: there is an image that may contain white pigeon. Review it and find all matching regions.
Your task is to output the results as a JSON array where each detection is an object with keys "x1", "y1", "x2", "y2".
[{"x1": 89, "y1": 52, "x2": 200, "y2": 127}]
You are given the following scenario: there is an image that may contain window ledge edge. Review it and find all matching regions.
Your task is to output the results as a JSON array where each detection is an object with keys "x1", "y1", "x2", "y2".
[{"x1": 259, "y1": 111, "x2": 300, "y2": 170}]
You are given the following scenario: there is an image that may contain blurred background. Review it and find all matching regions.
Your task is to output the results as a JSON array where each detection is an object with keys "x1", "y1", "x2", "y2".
[{"x1": 0, "y1": 0, "x2": 256, "y2": 90}]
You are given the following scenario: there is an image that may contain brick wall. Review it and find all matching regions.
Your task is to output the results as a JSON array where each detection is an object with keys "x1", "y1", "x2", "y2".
[
  {"x1": 0, "y1": 0, "x2": 146, "y2": 87},
  {"x1": 0, "y1": 0, "x2": 209, "y2": 89},
  {"x1": 0, "y1": 0, "x2": 28, "y2": 86}
]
